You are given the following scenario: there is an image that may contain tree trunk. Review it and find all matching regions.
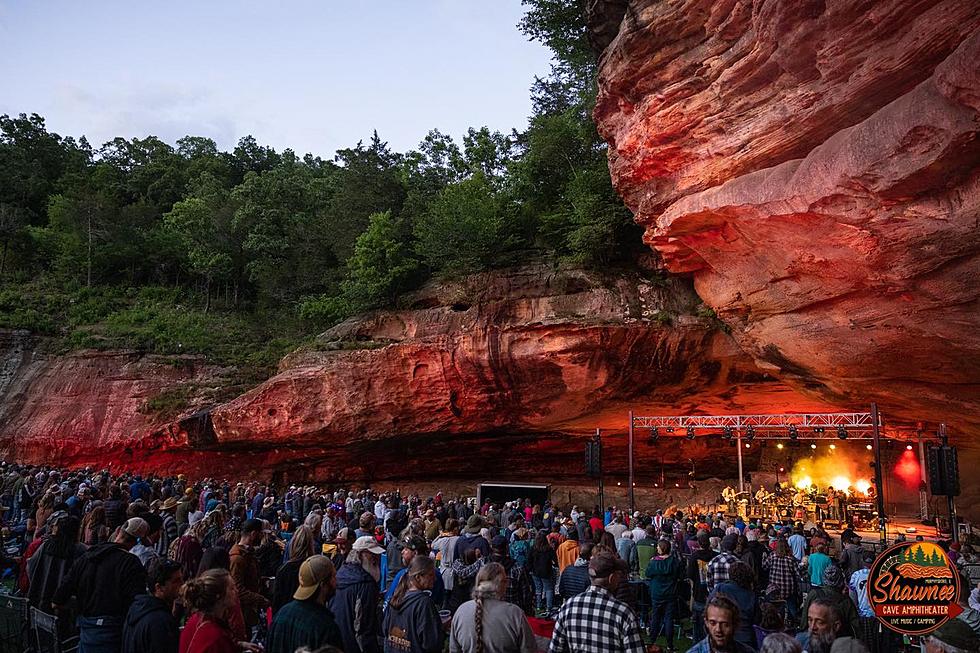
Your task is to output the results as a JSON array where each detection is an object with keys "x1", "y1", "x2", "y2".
[
  {"x1": 86, "y1": 212, "x2": 93, "y2": 287},
  {"x1": 204, "y1": 276, "x2": 211, "y2": 313},
  {"x1": 0, "y1": 239, "x2": 8, "y2": 276}
]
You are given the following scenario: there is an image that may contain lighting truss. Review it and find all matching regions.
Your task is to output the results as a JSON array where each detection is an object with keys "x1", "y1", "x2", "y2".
[{"x1": 629, "y1": 412, "x2": 903, "y2": 440}]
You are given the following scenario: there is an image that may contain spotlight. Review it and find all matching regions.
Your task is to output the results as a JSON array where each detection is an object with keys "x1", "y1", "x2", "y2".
[
  {"x1": 811, "y1": 443, "x2": 817, "y2": 449},
  {"x1": 777, "y1": 443, "x2": 784, "y2": 450},
  {"x1": 829, "y1": 444, "x2": 836, "y2": 450},
  {"x1": 665, "y1": 427, "x2": 674, "y2": 433},
  {"x1": 617, "y1": 481, "x2": 622, "y2": 486},
  {"x1": 745, "y1": 443, "x2": 751, "y2": 449},
  {"x1": 675, "y1": 482, "x2": 680, "y2": 488},
  {"x1": 813, "y1": 427, "x2": 825, "y2": 434},
  {"x1": 837, "y1": 426, "x2": 848, "y2": 440},
  {"x1": 866, "y1": 444, "x2": 873, "y2": 451},
  {"x1": 906, "y1": 444, "x2": 913, "y2": 451},
  {"x1": 789, "y1": 425, "x2": 799, "y2": 440},
  {"x1": 723, "y1": 426, "x2": 734, "y2": 440},
  {"x1": 649, "y1": 427, "x2": 659, "y2": 441},
  {"x1": 654, "y1": 483, "x2": 658, "y2": 487},
  {"x1": 686, "y1": 426, "x2": 696, "y2": 440},
  {"x1": 745, "y1": 425, "x2": 755, "y2": 441},
  {"x1": 779, "y1": 467, "x2": 785, "y2": 473}
]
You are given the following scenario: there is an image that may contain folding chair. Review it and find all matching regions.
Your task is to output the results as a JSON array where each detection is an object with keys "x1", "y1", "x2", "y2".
[
  {"x1": 0, "y1": 594, "x2": 28, "y2": 653},
  {"x1": 30, "y1": 607, "x2": 79, "y2": 653}
]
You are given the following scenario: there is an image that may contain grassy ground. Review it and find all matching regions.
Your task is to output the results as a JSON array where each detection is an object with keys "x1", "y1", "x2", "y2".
[{"x1": 0, "y1": 278, "x2": 312, "y2": 384}]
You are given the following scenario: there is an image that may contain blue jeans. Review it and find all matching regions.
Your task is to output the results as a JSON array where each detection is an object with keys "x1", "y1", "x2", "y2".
[
  {"x1": 532, "y1": 573, "x2": 555, "y2": 611},
  {"x1": 77, "y1": 615, "x2": 123, "y2": 653},
  {"x1": 650, "y1": 598, "x2": 676, "y2": 648}
]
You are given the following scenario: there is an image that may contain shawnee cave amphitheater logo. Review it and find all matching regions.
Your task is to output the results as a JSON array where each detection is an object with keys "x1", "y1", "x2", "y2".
[{"x1": 868, "y1": 542, "x2": 961, "y2": 635}]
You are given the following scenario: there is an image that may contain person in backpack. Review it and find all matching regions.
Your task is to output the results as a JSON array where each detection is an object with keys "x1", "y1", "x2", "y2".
[
  {"x1": 27, "y1": 513, "x2": 85, "y2": 611},
  {"x1": 122, "y1": 558, "x2": 182, "y2": 653},
  {"x1": 383, "y1": 555, "x2": 443, "y2": 653}
]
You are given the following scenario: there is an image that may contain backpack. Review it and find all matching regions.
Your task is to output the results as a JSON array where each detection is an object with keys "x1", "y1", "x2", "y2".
[{"x1": 509, "y1": 539, "x2": 530, "y2": 568}]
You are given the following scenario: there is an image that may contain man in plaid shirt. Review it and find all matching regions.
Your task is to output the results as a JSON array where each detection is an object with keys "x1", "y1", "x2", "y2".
[
  {"x1": 549, "y1": 552, "x2": 645, "y2": 653},
  {"x1": 706, "y1": 534, "x2": 740, "y2": 591}
]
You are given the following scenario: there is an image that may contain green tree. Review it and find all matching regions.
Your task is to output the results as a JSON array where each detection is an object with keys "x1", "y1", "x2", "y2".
[
  {"x1": 164, "y1": 175, "x2": 239, "y2": 311},
  {"x1": 414, "y1": 174, "x2": 515, "y2": 275},
  {"x1": 342, "y1": 210, "x2": 420, "y2": 309},
  {"x1": 326, "y1": 132, "x2": 406, "y2": 261}
]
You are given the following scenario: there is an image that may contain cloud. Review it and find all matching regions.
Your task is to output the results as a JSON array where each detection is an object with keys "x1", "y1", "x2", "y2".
[{"x1": 53, "y1": 81, "x2": 240, "y2": 150}]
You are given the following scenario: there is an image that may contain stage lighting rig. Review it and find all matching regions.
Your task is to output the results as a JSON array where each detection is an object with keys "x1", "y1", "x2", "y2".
[
  {"x1": 686, "y1": 426, "x2": 696, "y2": 440},
  {"x1": 745, "y1": 425, "x2": 755, "y2": 441},
  {"x1": 789, "y1": 425, "x2": 799, "y2": 440},
  {"x1": 649, "y1": 427, "x2": 659, "y2": 442},
  {"x1": 723, "y1": 426, "x2": 734, "y2": 440},
  {"x1": 837, "y1": 425, "x2": 848, "y2": 439}
]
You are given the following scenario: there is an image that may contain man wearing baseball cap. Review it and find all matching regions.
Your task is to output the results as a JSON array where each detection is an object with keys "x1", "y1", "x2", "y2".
[
  {"x1": 266, "y1": 555, "x2": 343, "y2": 653},
  {"x1": 53, "y1": 517, "x2": 149, "y2": 651},
  {"x1": 550, "y1": 552, "x2": 645, "y2": 652},
  {"x1": 331, "y1": 536, "x2": 386, "y2": 653}
]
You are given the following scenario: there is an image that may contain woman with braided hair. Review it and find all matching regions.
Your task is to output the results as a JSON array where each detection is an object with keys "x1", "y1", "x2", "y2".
[{"x1": 449, "y1": 562, "x2": 535, "y2": 653}]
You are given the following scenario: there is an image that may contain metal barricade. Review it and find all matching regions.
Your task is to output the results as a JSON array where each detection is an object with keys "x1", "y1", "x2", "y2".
[{"x1": 0, "y1": 594, "x2": 28, "y2": 653}]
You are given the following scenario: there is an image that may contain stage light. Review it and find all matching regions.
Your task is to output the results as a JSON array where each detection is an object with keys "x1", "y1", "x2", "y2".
[
  {"x1": 745, "y1": 443, "x2": 751, "y2": 449},
  {"x1": 686, "y1": 426, "x2": 696, "y2": 440},
  {"x1": 811, "y1": 443, "x2": 817, "y2": 449},
  {"x1": 837, "y1": 425, "x2": 848, "y2": 439},
  {"x1": 779, "y1": 467, "x2": 785, "y2": 473},
  {"x1": 665, "y1": 427, "x2": 674, "y2": 433},
  {"x1": 789, "y1": 425, "x2": 799, "y2": 440},
  {"x1": 675, "y1": 482, "x2": 680, "y2": 488},
  {"x1": 649, "y1": 427, "x2": 659, "y2": 441},
  {"x1": 829, "y1": 444, "x2": 836, "y2": 450},
  {"x1": 653, "y1": 483, "x2": 658, "y2": 487},
  {"x1": 866, "y1": 444, "x2": 873, "y2": 451},
  {"x1": 813, "y1": 427, "x2": 825, "y2": 434},
  {"x1": 723, "y1": 426, "x2": 734, "y2": 439},
  {"x1": 906, "y1": 444, "x2": 913, "y2": 451},
  {"x1": 745, "y1": 425, "x2": 755, "y2": 441},
  {"x1": 617, "y1": 481, "x2": 621, "y2": 486},
  {"x1": 777, "y1": 443, "x2": 784, "y2": 450}
]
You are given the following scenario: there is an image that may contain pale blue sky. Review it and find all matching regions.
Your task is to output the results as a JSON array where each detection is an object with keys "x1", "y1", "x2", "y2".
[{"x1": 0, "y1": 1, "x2": 553, "y2": 157}]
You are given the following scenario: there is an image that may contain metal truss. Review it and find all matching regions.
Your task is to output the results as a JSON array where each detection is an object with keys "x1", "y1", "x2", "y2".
[{"x1": 629, "y1": 412, "x2": 898, "y2": 439}]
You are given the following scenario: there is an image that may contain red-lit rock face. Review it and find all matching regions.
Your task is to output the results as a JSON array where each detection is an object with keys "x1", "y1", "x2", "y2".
[
  {"x1": 0, "y1": 267, "x2": 836, "y2": 483},
  {"x1": 594, "y1": 1, "x2": 980, "y2": 436}
]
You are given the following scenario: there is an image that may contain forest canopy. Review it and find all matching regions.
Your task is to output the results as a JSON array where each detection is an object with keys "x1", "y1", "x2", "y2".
[{"x1": 0, "y1": 0, "x2": 640, "y2": 372}]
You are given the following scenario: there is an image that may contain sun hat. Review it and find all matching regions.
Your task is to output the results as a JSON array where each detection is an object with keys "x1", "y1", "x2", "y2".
[
  {"x1": 161, "y1": 497, "x2": 179, "y2": 511},
  {"x1": 463, "y1": 514, "x2": 486, "y2": 534}
]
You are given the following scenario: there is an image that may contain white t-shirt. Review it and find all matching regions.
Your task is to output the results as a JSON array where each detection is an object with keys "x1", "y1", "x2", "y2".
[{"x1": 849, "y1": 568, "x2": 874, "y2": 617}]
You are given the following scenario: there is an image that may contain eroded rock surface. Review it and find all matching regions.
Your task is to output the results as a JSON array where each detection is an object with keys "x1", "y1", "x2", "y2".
[
  {"x1": 594, "y1": 0, "x2": 980, "y2": 435},
  {"x1": 0, "y1": 267, "x2": 836, "y2": 481}
]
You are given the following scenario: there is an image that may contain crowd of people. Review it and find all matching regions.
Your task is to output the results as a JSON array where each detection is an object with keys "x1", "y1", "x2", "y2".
[{"x1": 3, "y1": 462, "x2": 980, "y2": 653}]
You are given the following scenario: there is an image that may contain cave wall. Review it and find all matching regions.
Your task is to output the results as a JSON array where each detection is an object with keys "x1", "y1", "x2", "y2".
[{"x1": 592, "y1": 0, "x2": 980, "y2": 516}]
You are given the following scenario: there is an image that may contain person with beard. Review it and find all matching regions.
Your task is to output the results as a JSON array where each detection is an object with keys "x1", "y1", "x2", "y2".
[
  {"x1": 331, "y1": 535, "x2": 386, "y2": 653},
  {"x1": 800, "y1": 566, "x2": 859, "y2": 637},
  {"x1": 122, "y1": 558, "x2": 183, "y2": 653},
  {"x1": 796, "y1": 598, "x2": 843, "y2": 653},
  {"x1": 383, "y1": 555, "x2": 443, "y2": 653},
  {"x1": 689, "y1": 596, "x2": 756, "y2": 653},
  {"x1": 267, "y1": 555, "x2": 343, "y2": 653}
]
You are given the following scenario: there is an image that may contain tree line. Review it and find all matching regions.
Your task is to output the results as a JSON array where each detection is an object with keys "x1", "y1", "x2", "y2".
[{"x1": 0, "y1": 0, "x2": 640, "y2": 331}]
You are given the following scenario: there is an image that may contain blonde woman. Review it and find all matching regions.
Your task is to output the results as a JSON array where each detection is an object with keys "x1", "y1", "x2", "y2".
[{"x1": 450, "y1": 562, "x2": 535, "y2": 653}]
